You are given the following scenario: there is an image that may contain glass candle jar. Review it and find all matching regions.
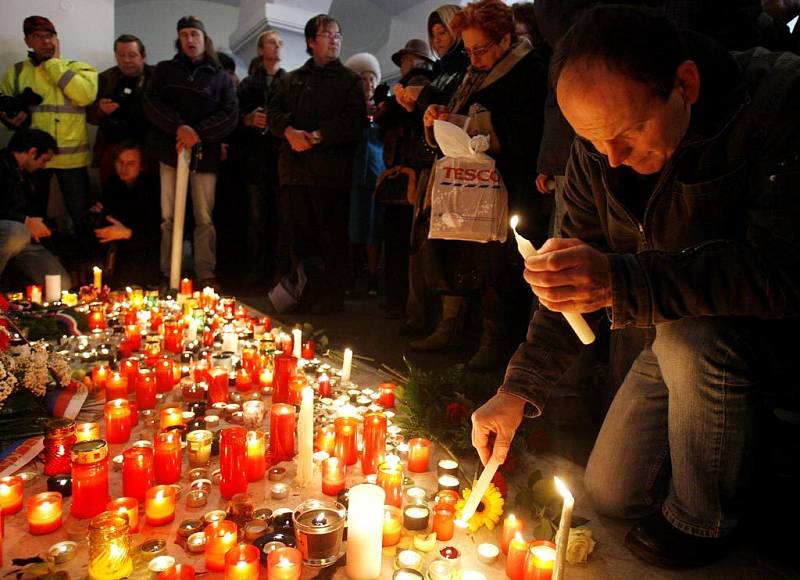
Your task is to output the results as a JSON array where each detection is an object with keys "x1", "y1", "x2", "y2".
[
  {"x1": 104, "y1": 399, "x2": 132, "y2": 444},
  {"x1": 105, "y1": 372, "x2": 128, "y2": 400},
  {"x1": 224, "y1": 543, "x2": 260, "y2": 579},
  {"x1": 154, "y1": 432, "x2": 182, "y2": 484},
  {"x1": 245, "y1": 430, "x2": 266, "y2": 482},
  {"x1": 361, "y1": 412, "x2": 387, "y2": 475},
  {"x1": 378, "y1": 382, "x2": 396, "y2": 408},
  {"x1": 106, "y1": 497, "x2": 139, "y2": 533},
  {"x1": 321, "y1": 457, "x2": 346, "y2": 496},
  {"x1": 43, "y1": 418, "x2": 76, "y2": 476},
  {"x1": 220, "y1": 427, "x2": 248, "y2": 499},
  {"x1": 136, "y1": 370, "x2": 157, "y2": 410},
  {"x1": 145, "y1": 485, "x2": 177, "y2": 526},
  {"x1": 122, "y1": 446, "x2": 154, "y2": 503},
  {"x1": 333, "y1": 416, "x2": 358, "y2": 466},
  {"x1": 269, "y1": 404, "x2": 296, "y2": 463},
  {"x1": 0, "y1": 475, "x2": 23, "y2": 514},
  {"x1": 75, "y1": 422, "x2": 101, "y2": 443},
  {"x1": 292, "y1": 499, "x2": 346, "y2": 566},
  {"x1": 204, "y1": 520, "x2": 238, "y2": 572},
  {"x1": 26, "y1": 491, "x2": 63, "y2": 534},
  {"x1": 88, "y1": 511, "x2": 133, "y2": 580},
  {"x1": 267, "y1": 546, "x2": 303, "y2": 580},
  {"x1": 71, "y1": 440, "x2": 110, "y2": 519},
  {"x1": 523, "y1": 540, "x2": 556, "y2": 580},
  {"x1": 432, "y1": 504, "x2": 455, "y2": 541},
  {"x1": 272, "y1": 354, "x2": 297, "y2": 404},
  {"x1": 186, "y1": 430, "x2": 213, "y2": 467},
  {"x1": 377, "y1": 460, "x2": 404, "y2": 508},
  {"x1": 407, "y1": 438, "x2": 431, "y2": 473}
]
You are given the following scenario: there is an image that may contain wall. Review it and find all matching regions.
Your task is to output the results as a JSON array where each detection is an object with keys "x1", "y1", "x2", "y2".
[{"x1": 115, "y1": 0, "x2": 241, "y2": 68}]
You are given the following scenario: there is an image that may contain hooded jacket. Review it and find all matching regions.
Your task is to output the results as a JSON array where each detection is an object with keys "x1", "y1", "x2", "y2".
[
  {"x1": 417, "y1": 5, "x2": 470, "y2": 110},
  {"x1": 501, "y1": 34, "x2": 800, "y2": 415}
]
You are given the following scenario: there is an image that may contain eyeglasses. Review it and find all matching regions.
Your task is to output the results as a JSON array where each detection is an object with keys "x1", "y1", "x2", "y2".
[
  {"x1": 464, "y1": 40, "x2": 496, "y2": 58},
  {"x1": 316, "y1": 31, "x2": 343, "y2": 41}
]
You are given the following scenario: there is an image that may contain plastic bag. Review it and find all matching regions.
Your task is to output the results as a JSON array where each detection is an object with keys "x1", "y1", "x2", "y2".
[{"x1": 428, "y1": 120, "x2": 508, "y2": 243}]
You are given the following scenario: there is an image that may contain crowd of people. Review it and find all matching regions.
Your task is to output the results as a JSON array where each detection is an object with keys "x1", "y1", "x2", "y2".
[{"x1": 1, "y1": 0, "x2": 800, "y2": 570}]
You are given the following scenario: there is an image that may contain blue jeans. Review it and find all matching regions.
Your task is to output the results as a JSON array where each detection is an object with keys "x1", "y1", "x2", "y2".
[
  {"x1": 0, "y1": 220, "x2": 70, "y2": 288},
  {"x1": 159, "y1": 163, "x2": 217, "y2": 280},
  {"x1": 584, "y1": 317, "x2": 764, "y2": 538}
]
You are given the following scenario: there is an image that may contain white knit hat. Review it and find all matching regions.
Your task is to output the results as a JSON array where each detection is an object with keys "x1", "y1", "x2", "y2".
[{"x1": 344, "y1": 52, "x2": 381, "y2": 84}]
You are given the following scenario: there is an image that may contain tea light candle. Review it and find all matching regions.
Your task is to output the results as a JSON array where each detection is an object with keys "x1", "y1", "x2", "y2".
[
  {"x1": 427, "y1": 560, "x2": 454, "y2": 580},
  {"x1": 186, "y1": 489, "x2": 209, "y2": 508},
  {"x1": 107, "y1": 497, "x2": 139, "y2": 533},
  {"x1": 271, "y1": 483, "x2": 289, "y2": 500},
  {"x1": 403, "y1": 505, "x2": 430, "y2": 531},
  {"x1": 506, "y1": 533, "x2": 529, "y2": 580},
  {"x1": 75, "y1": 422, "x2": 101, "y2": 442},
  {"x1": 244, "y1": 519, "x2": 268, "y2": 541},
  {"x1": 26, "y1": 492, "x2": 63, "y2": 534},
  {"x1": 407, "y1": 438, "x2": 431, "y2": 473},
  {"x1": 187, "y1": 532, "x2": 206, "y2": 553},
  {"x1": 145, "y1": 485, "x2": 177, "y2": 526},
  {"x1": 253, "y1": 508, "x2": 273, "y2": 521},
  {"x1": 177, "y1": 518, "x2": 204, "y2": 540},
  {"x1": 190, "y1": 479, "x2": 212, "y2": 494},
  {"x1": 404, "y1": 486, "x2": 427, "y2": 505},
  {"x1": 437, "y1": 459, "x2": 459, "y2": 478},
  {"x1": 437, "y1": 475, "x2": 460, "y2": 493},
  {"x1": 48, "y1": 540, "x2": 77, "y2": 564},
  {"x1": 395, "y1": 549, "x2": 423, "y2": 571},
  {"x1": 477, "y1": 543, "x2": 499, "y2": 565},
  {"x1": 383, "y1": 506, "x2": 403, "y2": 546},
  {"x1": 502, "y1": 513, "x2": 525, "y2": 555},
  {"x1": 268, "y1": 466, "x2": 287, "y2": 481},
  {"x1": 148, "y1": 555, "x2": 176, "y2": 575},
  {"x1": 525, "y1": 540, "x2": 557, "y2": 580},
  {"x1": 267, "y1": 546, "x2": 302, "y2": 580},
  {"x1": 204, "y1": 509, "x2": 228, "y2": 525},
  {"x1": 204, "y1": 520, "x2": 238, "y2": 571},
  {"x1": 0, "y1": 475, "x2": 23, "y2": 514}
]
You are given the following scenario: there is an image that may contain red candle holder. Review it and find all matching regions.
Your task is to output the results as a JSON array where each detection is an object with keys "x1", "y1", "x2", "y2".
[
  {"x1": 88, "y1": 304, "x2": 106, "y2": 331},
  {"x1": 160, "y1": 406, "x2": 184, "y2": 431},
  {"x1": 220, "y1": 428, "x2": 248, "y2": 499},
  {"x1": 432, "y1": 503, "x2": 455, "y2": 541},
  {"x1": 107, "y1": 497, "x2": 140, "y2": 533},
  {"x1": 26, "y1": 491, "x2": 62, "y2": 535},
  {"x1": 155, "y1": 357, "x2": 174, "y2": 392},
  {"x1": 246, "y1": 430, "x2": 267, "y2": 482},
  {"x1": 524, "y1": 540, "x2": 556, "y2": 580},
  {"x1": 315, "y1": 425, "x2": 335, "y2": 455},
  {"x1": 43, "y1": 418, "x2": 76, "y2": 476},
  {"x1": 407, "y1": 438, "x2": 431, "y2": 473},
  {"x1": 158, "y1": 564, "x2": 196, "y2": 580},
  {"x1": 224, "y1": 543, "x2": 260, "y2": 579},
  {"x1": 180, "y1": 278, "x2": 193, "y2": 295},
  {"x1": 124, "y1": 324, "x2": 142, "y2": 351},
  {"x1": 267, "y1": 546, "x2": 302, "y2": 580},
  {"x1": 0, "y1": 476, "x2": 23, "y2": 514},
  {"x1": 164, "y1": 322, "x2": 183, "y2": 355},
  {"x1": 209, "y1": 368, "x2": 229, "y2": 405},
  {"x1": 301, "y1": 339, "x2": 316, "y2": 360},
  {"x1": 70, "y1": 440, "x2": 110, "y2": 519},
  {"x1": 106, "y1": 372, "x2": 129, "y2": 400},
  {"x1": 145, "y1": 484, "x2": 177, "y2": 526},
  {"x1": 361, "y1": 412, "x2": 387, "y2": 475},
  {"x1": 104, "y1": 399, "x2": 132, "y2": 444},
  {"x1": 333, "y1": 416, "x2": 358, "y2": 466},
  {"x1": 272, "y1": 355, "x2": 297, "y2": 404},
  {"x1": 317, "y1": 373, "x2": 331, "y2": 398},
  {"x1": 75, "y1": 422, "x2": 101, "y2": 443},
  {"x1": 120, "y1": 358, "x2": 140, "y2": 392},
  {"x1": 378, "y1": 382, "x2": 396, "y2": 408},
  {"x1": 502, "y1": 513, "x2": 525, "y2": 555},
  {"x1": 235, "y1": 368, "x2": 253, "y2": 393},
  {"x1": 154, "y1": 432, "x2": 181, "y2": 484},
  {"x1": 321, "y1": 457, "x2": 346, "y2": 496},
  {"x1": 507, "y1": 533, "x2": 530, "y2": 580},
  {"x1": 136, "y1": 370, "x2": 157, "y2": 410},
  {"x1": 123, "y1": 446, "x2": 154, "y2": 502},
  {"x1": 377, "y1": 460, "x2": 404, "y2": 507},
  {"x1": 204, "y1": 520, "x2": 238, "y2": 572},
  {"x1": 269, "y1": 404, "x2": 296, "y2": 463},
  {"x1": 92, "y1": 363, "x2": 109, "y2": 390}
]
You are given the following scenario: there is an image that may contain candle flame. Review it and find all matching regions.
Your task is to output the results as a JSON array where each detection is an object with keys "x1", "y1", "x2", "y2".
[
  {"x1": 277, "y1": 557, "x2": 291, "y2": 567},
  {"x1": 515, "y1": 532, "x2": 524, "y2": 542},
  {"x1": 510, "y1": 215, "x2": 520, "y2": 230},
  {"x1": 554, "y1": 476, "x2": 573, "y2": 501}
]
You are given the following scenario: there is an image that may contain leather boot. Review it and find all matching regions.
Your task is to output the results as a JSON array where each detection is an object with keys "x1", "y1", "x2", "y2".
[
  {"x1": 467, "y1": 318, "x2": 506, "y2": 371},
  {"x1": 409, "y1": 295, "x2": 465, "y2": 351}
]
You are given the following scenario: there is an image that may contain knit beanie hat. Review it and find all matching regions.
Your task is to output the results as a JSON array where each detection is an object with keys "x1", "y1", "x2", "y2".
[
  {"x1": 177, "y1": 16, "x2": 206, "y2": 34},
  {"x1": 344, "y1": 52, "x2": 381, "y2": 84}
]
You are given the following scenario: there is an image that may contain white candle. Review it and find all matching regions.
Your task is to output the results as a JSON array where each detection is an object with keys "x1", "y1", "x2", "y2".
[
  {"x1": 345, "y1": 484, "x2": 385, "y2": 579},
  {"x1": 295, "y1": 386, "x2": 314, "y2": 487},
  {"x1": 552, "y1": 476, "x2": 574, "y2": 580},
  {"x1": 45, "y1": 275, "x2": 61, "y2": 302},
  {"x1": 221, "y1": 328, "x2": 238, "y2": 353},
  {"x1": 186, "y1": 318, "x2": 198, "y2": 342},
  {"x1": 292, "y1": 328, "x2": 302, "y2": 359},
  {"x1": 341, "y1": 348, "x2": 353, "y2": 383},
  {"x1": 510, "y1": 215, "x2": 595, "y2": 345},
  {"x1": 456, "y1": 455, "x2": 500, "y2": 525}
]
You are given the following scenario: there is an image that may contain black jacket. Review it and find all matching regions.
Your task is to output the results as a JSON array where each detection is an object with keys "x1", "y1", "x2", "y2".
[
  {"x1": 87, "y1": 64, "x2": 154, "y2": 164},
  {"x1": 417, "y1": 42, "x2": 469, "y2": 110},
  {"x1": 268, "y1": 58, "x2": 365, "y2": 189},
  {"x1": 143, "y1": 54, "x2": 238, "y2": 173},
  {"x1": 0, "y1": 149, "x2": 34, "y2": 223},
  {"x1": 502, "y1": 35, "x2": 800, "y2": 415},
  {"x1": 237, "y1": 66, "x2": 286, "y2": 184}
]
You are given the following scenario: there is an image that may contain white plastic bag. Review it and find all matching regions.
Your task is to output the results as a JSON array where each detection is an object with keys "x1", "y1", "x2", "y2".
[{"x1": 428, "y1": 120, "x2": 508, "y2": 243}]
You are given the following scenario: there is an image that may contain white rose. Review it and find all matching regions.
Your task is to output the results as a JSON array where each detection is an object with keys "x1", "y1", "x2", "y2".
[{"x1": 566, "y1": 526, "x2": 596, "y2": 564}]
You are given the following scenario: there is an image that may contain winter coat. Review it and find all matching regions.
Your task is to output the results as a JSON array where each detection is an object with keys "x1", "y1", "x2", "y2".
[
  {"x1": 87, "y1": 64, "x2": 154, "y2": 165},
  {"x1": 502, "y1": 33, "x2": 800, "y2": 416},
  {"x1": 1, "y1": 55, "x2": 98, "y2": 169},
  {"x1": 268, "y1": 58, "x2": 365, "y2": 189},
  {"x1": 237, "y1": 66, "x2": 286, "y2": 184},
  {"x1": 143, "y1": 53, "x2": 238, "y2": 173},
  {"x1": 416, "y1": 42, "x2": 469, "y2": 110},
  {"x1": 0, "y1": 149, "x2": 35, "y2": 222}
]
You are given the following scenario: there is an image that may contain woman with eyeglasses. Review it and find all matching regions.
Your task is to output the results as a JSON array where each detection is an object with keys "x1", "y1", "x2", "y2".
[{"x1": 411, "y1": 0, "x2": 551, "y2": 371}]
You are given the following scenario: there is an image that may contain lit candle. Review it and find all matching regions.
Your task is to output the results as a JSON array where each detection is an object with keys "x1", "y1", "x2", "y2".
[
  {"x1": 154, "y1": 432, "x2": 182, "y2": 484},
  {"x1": 107, "y1": 497, "x2": 139, "y2": 533},
  {"x1": 346, "y1": 484, "x2": 385, "y2": 580},
  {"x1": 208, "y1": 368, "x2": 229, "y2": 405},
  {"x1": 437, "y1": 474, "x2": 460, "y2": 493},
  {"x1": 301, "y1": 339, "x2": 315, "y2": 359},
  {"x1": 105, "y1": 372, "x2": 128, "y2": 401},
  {"x1": 292, "y1": 328, "x2": 302, "y2": 359},
  {"x1": 75, "y1": 422, "x2": 101, "y2": 442},
  {"x1": 120, "y1": 358, "x2": 140, "y2": 391},
  {"x1": 221, "y1": 329, "x2": 238, "y2": 354},
  {"x1": 321, "y1": 457, "x2": 346, "y2": 496},
  {"x1": 432, "y1": 503, "x2": 455, "y2": 541},
  {"x1": 186, "y1": 430, "x2": 213, "y2": 467},
  {"x1": 477, "y1": 543, "x2": 499, "y2": 565},
  {"x1": 552, "y1": 477, "x2": 574, "y2": 580},
  {"x1": 341, "y1": 348, "x2": 353, "y2": 383},
  {"x1": 395, "y1": 550, "x2": 423, "y2": 571},
  {"x1": 318, "y1": 373, "x2": 331, "y2": 398},
  {"x1": 267, "y1": 547, "x2": 302, "y2": 580},
  {"x1": 104, "y1": 399, "x2": 132, "y2": 444},
  {"x1": 361, "y1": 411, "x2": 387, "y2": 475},
  {"x1": 136, "y1": 370, "x2": 157, "y2": 410},
  {"x1": 295, "y1": 386, "x2": 314, "y2": 487},
  {"x1": 70, "y1": 440, "x2": 110, "y2": 519},
  {"x1": 45, "y1": 274, "x2": 61, "y2": 302},
  {"x1": 160, "y1": 406, "x2": 183, "y2": 431},
  {"x1": 122, "y1": 446, "x2": 154, "y2": 503},
  {"x1": 27, "y1": 284, "x2": 43, "y2": 304},
  {"x1": 437, "y1": 458, "x2": 459, "y2": 478},
  {"x1": 510, "y1": 215, "x2": 595, "y2": 344},
  {"x1": 220, "y1": 427, "x2": 248, "y2": 499},
  {"x1": 235, "y1": 368, "x2": 253, "y2": 392},
  {"x1": 524, "y1": 540, "x2": 556, "y2": 580},
  {"x1": 224, "y1": 543, "x2": 260, "y2": 580},
  {"x1": 272, "y1": 354, "x2": 297, "y2": 404},
  {"x1": 502, "y1": 513, "x2": 525, "y2": 555},
  {"x1": 402, "y1": 505, "x2": 430, "y2": 532},
  {"x1": 378, "y1": 382, "x2": 396, "y2": 408},
  {"x1": 93, "y1": 266, "x2": 102, "y2": 290},
  {"x1": 180, "y1": 278, "x2": 193, "y2": 295},
  {"x1": 204, "y1": 520, "x2": 238, "y2": 572},
  {"x1": 407, "y1": 438, "x2": 431, "y2": 473},
  {"x1": 26, "y1": 492, "x2": 62, "y2": 534},
  {"x1": 242, "y1": 400, "x2": 265, "y2": 429},
  {"x1": 92, "y1": 363, "x2": 109, "y2": 390},
  {"x1": 315, "y1": 425, "x2": 335, "y2": 455},
  {"x1": 145, "y1": 485, "x2": 177, "y2": 526},
  {"x1": 507, "y1": 533, "x2": 529, "y2": 580},
  {"x1": 245, "y1": 430, "x2": 266, "y2": 481},
  {"x1": 377, "y1": 460, "x2": 404, "y2": 507},
  {"x1": 333, "y1": 416, "x2": 358, "y2": 466},
  {"x1": 269, "y1": 403, "x2": 296, "y2": 463},
  {"x1": 382, "y1": 506, "x2": 402, "y2": 546}
]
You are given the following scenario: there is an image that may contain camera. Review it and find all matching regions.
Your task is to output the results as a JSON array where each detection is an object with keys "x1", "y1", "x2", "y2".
[{"x1": 0, "y1": 87, "x2": 43, "y2": 118}]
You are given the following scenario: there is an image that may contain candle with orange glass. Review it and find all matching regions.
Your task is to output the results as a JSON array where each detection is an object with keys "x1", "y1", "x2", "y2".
[
  {"x1": 105, "y1": 372, "x2": 128, "y2": 400},
  {"x1": 204, "y1": 520, "x2": 238, "y2": 572},
  {"x1": 245, "y1": 430, "x2": 266, "y2": 481},
  {"x1": 502, "y1": 513, "x2": 525, "y2": 555},
  {"x1": 407, "y1": 438, "x2": 431, "y2": 473},
  {"x1": 107, "y1": 497, "x2": 139, "y2": 533},
  {"x1": 321, "y1": 457, "x2": 346, "y2": 496},
  {"x1": 145, "y1": 485, "x2": 176, "y2": 526},
  {"x1": 104, "y1": 399, "x2": 132, "y2": 444}
]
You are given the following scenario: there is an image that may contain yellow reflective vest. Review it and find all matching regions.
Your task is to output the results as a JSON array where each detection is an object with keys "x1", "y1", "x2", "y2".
[{"x1": 1, "y1": 56, "x2": 98, "y2": 169}]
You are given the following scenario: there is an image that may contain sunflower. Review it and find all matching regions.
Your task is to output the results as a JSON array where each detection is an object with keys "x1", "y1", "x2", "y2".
[{"x1": 455, "y1": 482, "x2": 505, "y2": 533}]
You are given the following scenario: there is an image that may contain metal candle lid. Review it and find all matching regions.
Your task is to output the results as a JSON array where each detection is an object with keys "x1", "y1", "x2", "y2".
[{"x1": 71, "y1": 439, "x2": 108, "y2": 464}]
